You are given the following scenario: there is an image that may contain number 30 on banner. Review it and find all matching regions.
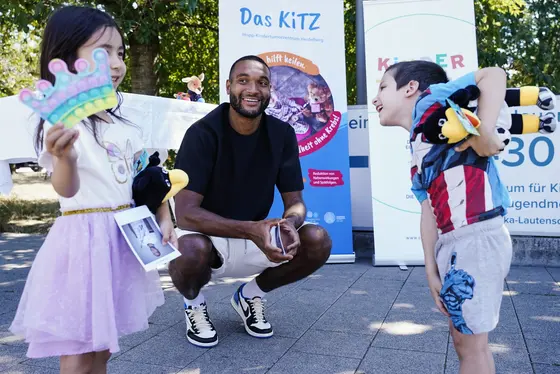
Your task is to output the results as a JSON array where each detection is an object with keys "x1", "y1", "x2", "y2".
[{"x1": 497, "y1": 136, "x2": 555, "y2": 167}]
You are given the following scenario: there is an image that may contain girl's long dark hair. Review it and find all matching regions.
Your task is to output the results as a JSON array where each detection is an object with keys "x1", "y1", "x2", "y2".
[{"x1": 34, "y1": 5, "x2": 131, "y2": 153}]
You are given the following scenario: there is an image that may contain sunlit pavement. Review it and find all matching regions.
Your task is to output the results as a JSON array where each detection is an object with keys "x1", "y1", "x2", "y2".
[{"x1": 0, "y1": 233, "x2": 558, "y2": 373}]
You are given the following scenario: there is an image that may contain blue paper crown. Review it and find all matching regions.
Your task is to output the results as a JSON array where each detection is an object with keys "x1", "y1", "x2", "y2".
[{"x1": 19, "y1": 48, "x2": 118, "y2": 128}]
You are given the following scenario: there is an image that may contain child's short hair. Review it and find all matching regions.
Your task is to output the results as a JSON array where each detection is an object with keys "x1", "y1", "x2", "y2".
[{"x1": 386, "y1": 60, "x2": 449, "y2": 91}]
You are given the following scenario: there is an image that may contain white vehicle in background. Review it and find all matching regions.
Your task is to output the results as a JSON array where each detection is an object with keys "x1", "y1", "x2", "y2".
[{"x1": 10, "y1": 162, "x2": 43, "y2": 173}]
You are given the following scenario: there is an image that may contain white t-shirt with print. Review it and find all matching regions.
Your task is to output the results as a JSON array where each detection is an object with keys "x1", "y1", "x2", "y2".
[{"x1": 38, "y1": 115, "x2": 144, "y2": 211}]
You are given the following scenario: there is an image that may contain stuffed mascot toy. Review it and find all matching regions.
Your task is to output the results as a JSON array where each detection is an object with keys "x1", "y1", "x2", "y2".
[
  {"x1": 132, "y1": 151, "x2": 189, "y2": 214},
  {"x1": 414, "y1": 85, "x2": 556, "y2": 148}
]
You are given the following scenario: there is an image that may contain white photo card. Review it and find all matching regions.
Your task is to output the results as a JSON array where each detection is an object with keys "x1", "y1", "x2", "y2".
[{"x1": 114, "y1": 205, "x2": 181, "y2": 271}]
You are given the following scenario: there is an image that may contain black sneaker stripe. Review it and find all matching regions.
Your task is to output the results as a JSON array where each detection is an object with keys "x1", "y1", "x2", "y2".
[{"x1": 243, "y1": 297, "x2": 272, "y2": 334}]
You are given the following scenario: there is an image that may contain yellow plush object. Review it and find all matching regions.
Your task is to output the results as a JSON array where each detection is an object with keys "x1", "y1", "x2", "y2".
[
  {"x1": 441, "y1": 107, "x2": 481, "y2": 143},
  {"x1": 438, "y1": 86, "x2": 555, "y2": 144},
  {"x1": 163, "y1": 169, "x2": 189, "y2": 202},
  {"x1": 518, "y1": 86, "x2": 540, "y2": 106},
  {"x1": 520, "y1": 115, "x2": 540, "y2": 134}
]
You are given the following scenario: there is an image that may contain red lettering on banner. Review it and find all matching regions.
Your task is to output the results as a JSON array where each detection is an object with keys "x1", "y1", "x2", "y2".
[
  {"x1": 298, "y1": 111, "x2": 342, "y2": 157},
  {"x1": 451, "y1": 55, "x2": 464, "y2": 69},
  {"x1": 378, "y1": 58, "x2": 390, "y2": 71}
]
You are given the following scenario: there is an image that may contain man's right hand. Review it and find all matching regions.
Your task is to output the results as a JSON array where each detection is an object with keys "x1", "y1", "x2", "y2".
[{"x1": 248, "y1": 219, "x2": 293, "y2": 263}]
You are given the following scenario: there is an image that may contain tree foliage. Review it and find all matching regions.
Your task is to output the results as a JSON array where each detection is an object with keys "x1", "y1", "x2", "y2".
[
  {"x1": 484, "y1": 0, "x2": 526, "y2": 14},
  {"x1": 92, "y1": 0, "x2": 203, "y2": 95},
  {"x1": 503, "y1": 0, "x2": 559, "y2": 91},
  {"x1": 474, "y1": 0, "x2": 559, "y2": 91},
  {"x1": 344, "y1": 0, "x2": 357, "y2": 105},
  {"x1": 0, "y1": 0, "x2": 204, "y2": 95},
  {"x1": 155, "y1": 0, "x2": 219, "y2": 101},
  {"x1": 0, "y1": 0, "x2": 559, "y2": 103},
  {"x1": 0, "y1": 29, "x2": 39, "y2": 97}
]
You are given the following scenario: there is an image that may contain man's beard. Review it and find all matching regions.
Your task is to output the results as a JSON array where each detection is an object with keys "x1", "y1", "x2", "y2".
[{"x1": 230, "y1": 93, "x2": 270, "y2": 119}]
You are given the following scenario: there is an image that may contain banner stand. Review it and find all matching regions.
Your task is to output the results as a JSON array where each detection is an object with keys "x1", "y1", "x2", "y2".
[
  {"x1": 218, "y1": 0, "x2": 355, "y2": 263},
  {"x1": 363, "y1": 0, "x2": 479, "y2": 266}
]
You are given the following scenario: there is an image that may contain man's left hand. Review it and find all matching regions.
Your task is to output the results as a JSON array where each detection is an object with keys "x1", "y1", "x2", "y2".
[{"x1": 279, "y1": 218, "x2": 300, "y2": 257}]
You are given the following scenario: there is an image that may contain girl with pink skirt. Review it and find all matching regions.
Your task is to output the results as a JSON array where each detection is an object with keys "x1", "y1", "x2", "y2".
[{"x1": 9, "y1": 5, "x2": 177, "y2": 373}]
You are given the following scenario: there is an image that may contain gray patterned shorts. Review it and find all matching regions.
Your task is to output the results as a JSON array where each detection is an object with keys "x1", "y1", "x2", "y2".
[{"x1": 436, "y1": 216, "x2": 513, "y2": 335}]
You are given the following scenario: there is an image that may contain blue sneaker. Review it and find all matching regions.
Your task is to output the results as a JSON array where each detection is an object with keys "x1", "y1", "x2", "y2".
[{"x1": 231, "y1": 284, "x2": 273, "y2": 338}]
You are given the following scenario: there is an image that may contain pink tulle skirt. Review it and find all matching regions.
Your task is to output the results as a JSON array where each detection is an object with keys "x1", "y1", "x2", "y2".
[{"x1": 9, "y1": 210, "x2": 165, "y2": 358}]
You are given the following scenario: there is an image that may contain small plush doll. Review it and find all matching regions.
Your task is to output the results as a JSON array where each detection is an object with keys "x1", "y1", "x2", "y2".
[
  {"x1": 184, "y1": 73, "x2": 205, "y2": 102},
  {"x1": 414, "y1": 85, "x2": 556, "y2": 147},
  {"x1": 132, "y1": 151, "x2": 189, "y2": 214},
  {"x1": 174, "y1": 73, "x2": 205, "y2": 102},
  {"x1": 174, "y1": 92, "x2": 190, "y2": 101}
]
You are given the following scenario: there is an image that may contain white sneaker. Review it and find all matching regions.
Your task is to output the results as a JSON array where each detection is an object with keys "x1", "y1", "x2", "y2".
[
  {"x1": 184, "y1": 302, "x2": 218, "y2": 347},
  {"x1": 231, "y1": 284, "x2": 273, "y2": 338}
]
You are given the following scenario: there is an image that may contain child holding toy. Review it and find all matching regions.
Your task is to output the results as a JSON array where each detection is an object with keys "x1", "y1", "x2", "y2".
[
  {"x1": 9, "y1": 5, "x2": 176, "y2": 373},
  {"x1": 372, "y1": 61, "x2": 512, "y2": 374}
]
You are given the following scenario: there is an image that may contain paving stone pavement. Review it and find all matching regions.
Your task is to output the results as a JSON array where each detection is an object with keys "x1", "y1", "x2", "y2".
[{"x1": 0, "y1": 233, "x2": 558, "y2": 373}]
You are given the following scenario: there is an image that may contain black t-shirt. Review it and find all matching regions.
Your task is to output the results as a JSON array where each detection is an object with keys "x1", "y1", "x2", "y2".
[{"x1": 174, "y1": 103, "x2": 304, "y2": 221}]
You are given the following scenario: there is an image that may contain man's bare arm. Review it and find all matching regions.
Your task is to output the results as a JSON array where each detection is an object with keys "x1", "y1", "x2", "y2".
[
  {"x1": 174, "y1": 189, "x2": 254, "y2": 239},
  {"x1": 280, "y1": 190, "x2": 306, "y2": 228}
]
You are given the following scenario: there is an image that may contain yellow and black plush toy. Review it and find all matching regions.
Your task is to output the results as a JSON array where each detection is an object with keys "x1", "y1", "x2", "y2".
[
  {"x1": 132, "y1": 151, "x2": 189, "y2": 214},
  {"x1": 414, "y1": 85, "x2": 556, "y2": 147}
]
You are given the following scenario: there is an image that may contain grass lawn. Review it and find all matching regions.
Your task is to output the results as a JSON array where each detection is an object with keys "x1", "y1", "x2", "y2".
[
  {"x1": 0, "y1": 197, "x2": 59, "y2": 234},
  {"x1": 2, "y1": 167, "x2": 178, "y2": 234}
]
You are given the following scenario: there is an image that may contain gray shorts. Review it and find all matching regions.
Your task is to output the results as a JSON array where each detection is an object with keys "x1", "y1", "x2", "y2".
[{"x1": 436, "y1": 216, "x2": 513, "y2": 335}]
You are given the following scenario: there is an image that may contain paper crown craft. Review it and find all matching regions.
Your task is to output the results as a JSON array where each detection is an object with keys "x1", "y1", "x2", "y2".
[
  {"x1": 19, "y1": 48, "x2": 118, "y2": 128},
  {"x1": 132, "y1": 152, "x2": 189, "y2": 214}
]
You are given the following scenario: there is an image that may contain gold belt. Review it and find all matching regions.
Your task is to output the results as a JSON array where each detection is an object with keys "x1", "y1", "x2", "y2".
[{"x1": 61, "y1": 204, "x2": 131, "y2": 216}]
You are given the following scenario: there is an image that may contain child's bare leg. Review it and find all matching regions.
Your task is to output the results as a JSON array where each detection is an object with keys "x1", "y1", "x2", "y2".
[
  {"x1": 450, "y1": 321, "x2": 494, "y2": 374},
  {"x1": 487, "y1": 348, "x2": 496, "y2": 373},
  {"x1": 92, "y1": 350, "x2": 111, "y2": 374},
  {"x1": 60, "y1": 352, "x2": 95, "y2": 374}
]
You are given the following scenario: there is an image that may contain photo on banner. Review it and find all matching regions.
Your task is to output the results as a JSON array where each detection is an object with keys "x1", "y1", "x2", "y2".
[
  {"x1": 363, "y1": 0, "x2": 479, "y2": 266},
  {"x1": 219, "y1": 0, "x2": 354, "y2": 262}
]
